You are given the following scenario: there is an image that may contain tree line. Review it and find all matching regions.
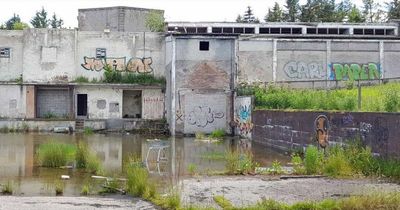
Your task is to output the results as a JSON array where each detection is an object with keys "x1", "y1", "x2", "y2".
[
  {"x1": 0, "y1": 7, "x2": 63, "y2": 30},
  {"x1": 237, "y1": 0, "x2": 400, "y2": 23}
]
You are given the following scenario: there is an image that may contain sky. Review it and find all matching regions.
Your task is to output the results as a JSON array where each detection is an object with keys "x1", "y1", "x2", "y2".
[{"x1": 0, "y1": 0, "x2": 388, "y2": 28}]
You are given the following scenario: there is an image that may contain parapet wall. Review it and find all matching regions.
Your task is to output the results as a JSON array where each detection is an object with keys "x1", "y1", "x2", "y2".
[{"x1": 252, "y1": 110, "x2": 400, "y2": 157}]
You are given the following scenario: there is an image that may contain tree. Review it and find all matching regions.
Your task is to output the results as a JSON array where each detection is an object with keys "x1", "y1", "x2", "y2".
[
  {"x1": 334, "y1": 0, "x2": 352, "y2": 22},
  {"x1": 12, "y1": 22, "x2": 29, "y2": 30},
  {"x1": 6, "y1": 14, "x2": 21, "y2": 30},
  {"x1": 348, "y1": 5, "x2": 364, "y2": 22},
  {"x1": 241, "y1": 6, "x2": 260, "y2": 23},
  {"x1": 145, "y1": 11, "x2": 165, "y2": 32},
  {"x1": 50, "y1": 13, "x2": 63, "y2": 29},
  {"x1": 31, "y1": 7, "x2": 49, "y2": 28},
  {"x1": 265, "y1": 2, "x2": 284, "y2": 22},
  {"x1": 387, "y1": 0, "x2": 400, "y2": 20},
  {"x1": 285, "y1": 0, "x2": 300, "y2": 22},
  {"x1": 300, "y1": 0, "x2": 336, "y2": 22},
  {"x1": 362, "y1": 0, "x2": 376, "y2": 22},
  {"x1": 236, "y1": 15, "x2": 244, "y2": 23}
]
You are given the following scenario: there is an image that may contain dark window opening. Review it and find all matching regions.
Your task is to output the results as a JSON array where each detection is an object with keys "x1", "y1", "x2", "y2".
[
  {"x1": 386, "y1": 29, "x2": 395, "y2": 35},
  {"x1": 186, "y1": 27, "x2": 197, "y2": 33},
  {"x1": 259, "y1": 27, "x2": 270, "y2": 34},
  {"x1": 270, "y1": 28, "x2": 280, "y2": 34},
  {"x1": 199, "y1": 41, "x2": 209, "y2": 51},
  {"x1": 244, "y1": 27, "x2": 255, "y2": 34},
  {"x1": 307, "y1": 28, "x2": 317, "y2": 34},
  {"x1": 328, "y1": 28, "x2": 338, "y2": 34},
  {"x1": 167, "y1": 27, "x2": 175, "y2": 31},
  {"x1": 318, "y1": 28, "x2": 327, "y2": 34},
  {"x1": 354, "y1": 28, "x2": 363, "y2": 35},
  {"x1": 96, "y1": 48, "x2": 106, "y2": 58},
  {"x1": 223, "y1": 28, "x2": 233, "y2": 33},
  {"x1": 77, "y1": 94, "x2": 87, "y2": 117},
  {"x1": 375, "y1": 29, "x2": 384, "y2": 35},
  {"x1": 197, "y1": 27, "x2": 207, "y2": 33},
  {"x1": 339, "y1": 28, "x2": 349, "y2": 34},
  {"x1": 234, "y1": 28, "x2": 244, "y2": 33},
  {"x1": 281, "y1": 28, "x2": 291, "y2": 34},
  {"x1": 176, "y1": 27, "x2": 186, "y2": 33},
  {"x1": 0, "y1": 47, "x2": 11, "y2": 58},
  {"x1": 212, "y1": 27, "x2": 222, "y2": 33},
  {"x1": 365, "y1": 29, "x2": 374, "y2": 35},
  {"x1": 292, "y1": 28, "x2": 302, "y2": 34}
]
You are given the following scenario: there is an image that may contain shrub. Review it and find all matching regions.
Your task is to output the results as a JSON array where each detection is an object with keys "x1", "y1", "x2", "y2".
[
  {"x1": 291, "y1": 154, "x2": 306, "y2": 175},
  {"x1": 126, "y1": 163, "x2": 153, "y2": 197},
  {"x1": 36, "y1": 141, "x2": 76, "y2": 167},
  {"x1": 304, "y1": 145, "x2": 322, "y2": 175},
  {"x1": 209, "y1": 129, "x2": 225, "y2": 139},
  {"x1": 324, "y1": 146, "x2": 353, "y2": 177},
  {"x1": 384, "y1": 89, "x2": 399, "y2": 112},
  {"x1": 270, "y1": 160, "x2": 283, "y2": 175},
  {"x1": 225, "y1": 150, "x2": 257, "y2": 175}
]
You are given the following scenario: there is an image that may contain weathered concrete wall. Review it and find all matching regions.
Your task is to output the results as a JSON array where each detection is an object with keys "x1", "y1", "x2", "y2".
[
  {"x1": 252, "y1": 110, "x2": 400, "y2": 157},
  {"x1": 0, "y1": 119, "x2": 75, "y2": 132},
  {"x1": 75, "y1": 86, "x2": 122, "y2": 119},
  {"x1": 171, "y1": 37, "x2": 235, "y2": 134},
  {"x1": 0, "y1": 85, "x2": 26, "y2": 118},
  {"x1": 234, "y1": 96, "x2": 253, "y2": 138},
  {"x1": 78, "y1": 7, "x2": 164, "y2": 32},
  {"x1": 0, "y1": 31, "x2": 24, "y2": 81},
  {"x1": 384, "y1": 42, "x2": 400, "y2": 78},
  {"x1": 142, "y1": 89, "x2": 164, "y2": 120}
]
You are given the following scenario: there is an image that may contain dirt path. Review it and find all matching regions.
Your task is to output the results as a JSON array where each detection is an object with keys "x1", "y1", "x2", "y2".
[
  {"x1": 181, "y1": 176, "x2": 400, "y2": 208},
  {"x1": 0, "y1": 195, "x2": 157, "y2": 210}
]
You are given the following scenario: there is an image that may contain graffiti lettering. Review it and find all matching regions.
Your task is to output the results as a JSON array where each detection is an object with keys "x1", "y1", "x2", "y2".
[
  {"x1": 81, "y1": 56, "x2": 153, "y2": 73},
  {"x1": 234, "y1": 105, "x2": 253, "y2": 135},
  {"x1": 342, "y1": 114, "x2": 354, "y2": 125},
  {"x1": 284, "y1": 61, "x2": 325, "y2": 79},
  {"x1": 330, "y1": 63, "x2": 380, "y2": 80},
  {"x1": 314, "y1": 115, "x2": 329, "y2": 148},
  {"x1": 187, "y1": 106, "x2": 224, "y2": 128}
]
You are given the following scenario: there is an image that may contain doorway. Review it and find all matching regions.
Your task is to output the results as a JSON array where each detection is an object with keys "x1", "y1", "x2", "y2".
[{"x1": 77, "y1": 94, "x2": 87, "y2": 117}]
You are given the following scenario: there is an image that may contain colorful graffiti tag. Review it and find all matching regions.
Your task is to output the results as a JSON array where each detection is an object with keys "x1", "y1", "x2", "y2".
[
  {"x1": 187, "y1": 106, "x2": 224, "y2": 128},
  {"x1": 81, "y1": 56, "x2": 153, "y2": 73},
  {"x1": 284, "y1": 61, "x2": 325, "y2": 79},
  {"x1": 234, "y1": 105, "x2": 253, "y2": 135},
  {"x1": 330, "y1": 63, "x2": 380, "y2": 80},
  {"x1": 314, "y1": 115, "x2": 329, "y2": 148}
]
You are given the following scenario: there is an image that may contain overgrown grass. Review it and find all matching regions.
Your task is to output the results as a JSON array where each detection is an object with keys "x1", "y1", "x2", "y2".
[
  {"x1": 74, "y1": 76, "x2": 89, "y2": 83},
  {"x1": 243, "y1": 82, "x2": 400, "y2": 112},
  {"x1": 81, "y1": 183, "x2": 90, "y2": 195},
  {"x1": 54, "y1": 180, "x2": 64, "y2": 196},
  {"x1": 36, "y1": 141, "x2": 76, "y2": 167},
  {"x1": 83, "y1": 127, "x2": 94, "y2": 135},
  {"x1": 213, "y1": 195, "x2": 234, "y2": 209},
  {"x1": 187, "y1": 163, "x2": 198, "y2": 176},
  {"x1": 1, "y1": 180, "x2": 13, "y2": 195},
  {"x1": 195, "y1": 132, "x2": 206, "y2": 139},
  {"x1": 304, "y1": 145, "x2": 323, "y2": 175},
  {"x1": 225, "y1": 150, "x2": 258, "y2": 175},
  {"x1": 200, "y1": 151, "x2": 226, "y2": 160},
  {"x1": 209, "y1": 129, "x2": 226, "y2": 139},
  {"x1": 103, "y1": 66, "x2": 166, "y2": 86}
]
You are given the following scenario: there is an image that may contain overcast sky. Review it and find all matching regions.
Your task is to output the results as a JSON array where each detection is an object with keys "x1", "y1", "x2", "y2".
[{"x1": 0, "y1": 0, "x2": 388, "y2": 28}]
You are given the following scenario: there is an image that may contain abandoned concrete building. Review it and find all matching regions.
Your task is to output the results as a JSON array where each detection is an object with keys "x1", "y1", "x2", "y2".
[{"x1": 1, "y1": 6, "x2": 400, "y2": 134}]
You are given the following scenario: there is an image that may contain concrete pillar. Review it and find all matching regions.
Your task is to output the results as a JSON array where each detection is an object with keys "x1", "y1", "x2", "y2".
[
  {"x1": 272, "y1": 39, "x2": 277, "y2": 82},
  {"x1": 171, "y1": 37, "x2": 176, "y2": 136},
  {"x1": 326, "y1": 40, "x2": 331, "y2": 88},
  {"x1": 379, "y1": 41, "x2": 384, "y2": 79},
  {"x1": 25, "y1": 85, "x2": 36, "y2": 119}
]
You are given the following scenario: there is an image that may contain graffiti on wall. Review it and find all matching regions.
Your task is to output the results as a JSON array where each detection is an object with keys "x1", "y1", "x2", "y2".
[
  {"x1": 314, "y1": 115, "x2": 330, "y2": 148},
  {"x1": 284, "y1": 61, "x2": 325, "y2": 79},
  {"x1": 187, "y1": 106, "x2": 224, "y2": 128},
  {"x1": 81, "y1": 56, "x2": 153, "y2": 73},
  {"x1": 234, "y1": 105, "x2": 253, "y2": 135},
  {"x1": 330, "y1": 63, "x2": 381, "y2": 80}
]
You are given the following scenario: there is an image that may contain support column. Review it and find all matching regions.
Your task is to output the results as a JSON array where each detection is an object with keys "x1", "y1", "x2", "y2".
[
  {"x1": 25, "y1": 85, "x2": 36, "y2": 119},
  {"x1": 171, "y1": 37, "x2": 176, "y2": 136},
  {"x1": 272, "y1": 39, "x2": 277, "y2": 82}
]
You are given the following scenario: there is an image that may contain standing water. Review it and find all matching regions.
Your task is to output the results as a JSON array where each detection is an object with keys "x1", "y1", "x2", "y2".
[{"x1": 0, "y1": 133, "x2": 289, "y2": 196}]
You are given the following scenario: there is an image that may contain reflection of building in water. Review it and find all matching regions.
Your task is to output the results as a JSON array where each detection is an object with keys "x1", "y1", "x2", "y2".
[
  {"x1": 87, "y1": 136, "x2": 122, "y2": 173},
  {"x1": 0, "y1": 134, "x2": 34, "y2": 177}
]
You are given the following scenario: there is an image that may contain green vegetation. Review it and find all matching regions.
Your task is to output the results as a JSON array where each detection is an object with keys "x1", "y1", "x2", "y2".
[
  {"x1": 36, "y1": 141, "x2": 76, "y2": 167},
  {"x1": 209, "y1": 129, "x2": 226, "y2": 139},
  {"x1": 225, "y1": 151, "x2": 258, "y2": 175},
  {"x1": 200, "y1": 151, "x2": 226, "y2": 160},
  {"x1": 240, "y1": 83, "x2": 400, "y2": 112},
  {"x1": 101, "y1": 179, "x2": 122, "y2": 194},
  {"x1": 187, "y1": 163, "x2": 198, "y2": 176},
  {"x1": 43, "y1": 112, "x2": 58, "y2": 119},
  {"x1": 270, "y1": 160, "x2": 283, "y2": 175},
  {"x1": 74, "y1": 76, "x2": 89, "y2": 83},
  {"x1": 83, "y1": 127, "x2": 94, "y2": 135},
  {"x1": 291, "y1": 154, "x2": 306, "y2": 175},
  {"x1": 145, "y1": 10, "x2": 165, "y2": 32},
  {"x1": 103, "y1": 65, "x2": 166, "y2": 86},
  {"x1": 81, "y1": 183, "x2": 90, "y2": 195},
  {"x1": 1, "y1": 180, "x2": 13, "y2": 195},
  {"x1": 304, "y1": 145, "x2": 323, "y2": 175},
  {"x1": 0, "y1": 126, "x2": 9, "y2": 133},
  {"x1": 195, "y1": 132, "x2": 206, "y2": 139},
  {"x1": 54, "y1": 180, "x2": 64, "y2": 196},
  {"x1": 75, "y1": 142, "x2": 103, "y2": 175},
  {"x1": 213, "y1": 195, "x2": 234, "y2": 209}
]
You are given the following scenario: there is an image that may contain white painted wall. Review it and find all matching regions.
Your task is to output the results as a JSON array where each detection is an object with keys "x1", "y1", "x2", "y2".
[
  {"x1": 0, "y1": 85, "x2": 26, "y2": 118},
  {"x1": 0, "y1": 31, "x2": 24, "y2": 81},
  {"x1": 142, "y1": 89, "x2": 164, "y2": 119}
]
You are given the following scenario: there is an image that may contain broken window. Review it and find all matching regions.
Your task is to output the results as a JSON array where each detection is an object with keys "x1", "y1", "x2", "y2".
[
  {"x1": 0, "y1": 47, "x2": 10, "y2": 58},
  {"x1": 199, "y1": 41, "x2": 209, "y2": 51},
  {"x1": 96, "y1": 48, "x2": 106, "y2": 58}
]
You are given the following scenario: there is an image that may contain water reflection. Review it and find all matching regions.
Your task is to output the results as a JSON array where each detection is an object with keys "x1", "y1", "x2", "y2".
[{"x1": 0, "y1": 133, "x2": 290, "y2": 196}]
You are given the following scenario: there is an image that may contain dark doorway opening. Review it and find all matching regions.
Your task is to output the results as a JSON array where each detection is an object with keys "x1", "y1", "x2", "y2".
[{"x1": 77, "y1": 94, "x2": 87, "y2": 117}]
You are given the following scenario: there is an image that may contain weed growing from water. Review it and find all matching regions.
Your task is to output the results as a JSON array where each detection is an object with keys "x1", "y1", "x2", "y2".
[
  {"x1": 225, "y1": 150, "x2": 258, "y2": 175},
  {"x1": 81, "y1": 183, "x2": 90, "y2": 195},
  {"x1": 1, "y1": 180, "x2": 13, "y2": 195},
  {"x1": 195, "y1": 132, "x2": 206, "y2": 139},
  {"x1": 187, "y1": 163, "x2": 198, "y2": 176},
  {"x1": 36, "y1": 141, "x2": 76, "y2": 167},
  {"x1": 270, "y1": 160, "x2": 283, "y2": 175},
  {"x1": 54, "y1": 180, "x2": 64, "y2": 196},
  {"x1": 83, "y1": 127, "x2": 94, "y2": 135},
  {"x1": 209, "y1": 129, "x2": 225, "y2": 139}
]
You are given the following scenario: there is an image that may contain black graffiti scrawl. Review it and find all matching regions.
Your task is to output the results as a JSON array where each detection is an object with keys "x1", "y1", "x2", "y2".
[{"x1": 187, "y1": 106, "x2": 224, "y2": 128}]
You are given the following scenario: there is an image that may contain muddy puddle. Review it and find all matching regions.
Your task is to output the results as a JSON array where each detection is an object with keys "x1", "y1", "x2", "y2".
[{"x1": 0, "y1": 133, "x2": 290, "y2": 196}]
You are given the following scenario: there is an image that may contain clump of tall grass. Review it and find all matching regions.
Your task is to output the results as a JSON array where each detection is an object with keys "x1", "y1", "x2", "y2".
[
  {"x1": 187, "y1": 163, "x2": 198, "y2": 176},
  {"x1": 1, "y1": 180, "x2": 13, "y2": 195},
  {"x1": 81, "y1": 183, "x2": 90, "y2": 195},
  {"x1": 304, "y1": 145, "x2": 323, "y2": 175},
  {"x1": 209, "y1": 129, "x2": 225, "y2": 139},
  {"x1": 83, "y1": 127, "x2": 94, "y2": 135},
  {"x1": 125, "y1": 158, "x2": 155, "y2": 198},
  {"x1": 54, "y1": 180, "x2": 64, "y2": 196},
  {"x1": 291, "y1": 154, "x2": 306, "y2": 175},
  {"x1": 225, "y1": 150, "x2": 258, "y2": 175},
  {"x1": 75, "y1": 142, "x2": 103, "y2": 175},
  {"x1": 36, "y1": 141, "x2": 76, "y2": 167},
  {"x1": 213, "y1": 195, "x2": 234, "y2": 209}
]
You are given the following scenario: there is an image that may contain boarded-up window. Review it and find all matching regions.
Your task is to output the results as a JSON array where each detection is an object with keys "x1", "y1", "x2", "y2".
[
  {"x1": 109, "y1": 102, "x2": 119, "y2": 113},
  {"x1": 97, "y1": 99, "x2": 106, "y2": 109}
]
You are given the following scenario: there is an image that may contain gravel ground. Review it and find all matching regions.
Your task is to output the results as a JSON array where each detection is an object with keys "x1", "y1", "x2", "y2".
[
  {"x1": 0, "y1": 195, "x2": 157, "y2": 210},
  {"x1": 181, "y1": 176, "x2": 400, "y2": 208}
]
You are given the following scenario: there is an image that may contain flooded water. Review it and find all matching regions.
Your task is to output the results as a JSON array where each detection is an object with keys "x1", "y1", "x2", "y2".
[{"x1": 0, "y1": 133, "x2": 289, "y2": 196}]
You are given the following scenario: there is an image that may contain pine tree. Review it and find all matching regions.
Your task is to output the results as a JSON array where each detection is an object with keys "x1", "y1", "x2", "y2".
[
  {"x1": 362, "y1": 0, "x2": 375, "y2": 22},
  {"x1": 285, "y1": 0, "x2": 300, "y2": 22},
  {"x1": 31, "y1": 7, "x2": 49, "y2": 28},
  {"x1": 242, "y1": 6, "x2": 259, "y2": 23},
  {"x1": 335, "y1": 0, "x2": 352, "y2": 22},
  {"x1": 387, "y1": 0, "x2": 400, "y2": 20},
  {"x1": 6, "y1": 14, "x2": 21, "y2": 30},
  {"x1": 236, "y1": 15, "x2": 244, "y2": 23},
  {"x1": 265, "y1": 2, "x2": 284, "y2": 22},
  {"x1": 50, "y1": 13, "x2": 64, "y2": 29},
  {"x1": 348, "y1": 5, "x2": 364, "y2": 22}
]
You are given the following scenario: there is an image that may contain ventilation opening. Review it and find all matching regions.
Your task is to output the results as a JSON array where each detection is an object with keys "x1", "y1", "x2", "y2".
[
  {"x1": 259, "y1": 27, "x2": 270, "y2": 34},
  {"x1": 186, "y1": 27, "x2": 197, "y2": 33},
  {"x1": 244, "y1": 27, "x2": 255, "y2": 34},
  {"x1": 292, "y1": 28, "x2": 302, "y2": 34},
  {"x1": 212, "y1": 27, "x2": 222, "y2": 33},
  {"x1": 375, "y1": 29, "x2": 385, "y2": 35},
  {"x1": 386, "y1": 29, "x2": 395, "y2": 35},
  {"x1": 199, "y1": 41, "x2": 209, "y2": 51},
  {"x1": 270, "y1": 28, "x2": 280, "y2": 34},
  {"x1": 197, "y1": 27, "x2": 207, "y2": 33},
  {"x1": 339, "y1": 28, "x2": 349, "y2": 34},
  {"x1": 223, "y1": 27, "x2": 233, "y2": 33},
  {"x1": 328, "y1": 28, "x2": 338, "y2": 34},
  {"x1": 365, "y1": 29, "x2": 374, "y2": 35},
  {"x1": 281, "y1": 28, "x2": 291, "y2": 34},
  {"x1": 317, "y1": 28, "x2": 327, "y2": 34},
  {"x1": 354, "y1": 28, "x2": 363, "y2": 35},
  {"x1": 307, "y1": 28, "x2": 317, "y2": 34}
]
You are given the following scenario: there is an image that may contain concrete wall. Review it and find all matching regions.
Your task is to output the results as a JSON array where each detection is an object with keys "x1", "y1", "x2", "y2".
[
  {"x1": 170, "y1": 37, "x2": 235, "y2": 134},
  {"x1": 252, "y1": 110, "x2": 400, "y2": 158},
  {"x1": 0, "y1": 31, "x2": 24, "y2": 81},
  {"x1": 78, "y1": 7, "x2": 164, "y2": 32},
  {"x1": 142, "y1": 89, "x2": 164, "y2": 120},
  {"x1": 234, "y1": 96, "x2": 253, "y2": 138},
  {"x1": 0, "y1": 85, "x2": 26, "y2": 118}
]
